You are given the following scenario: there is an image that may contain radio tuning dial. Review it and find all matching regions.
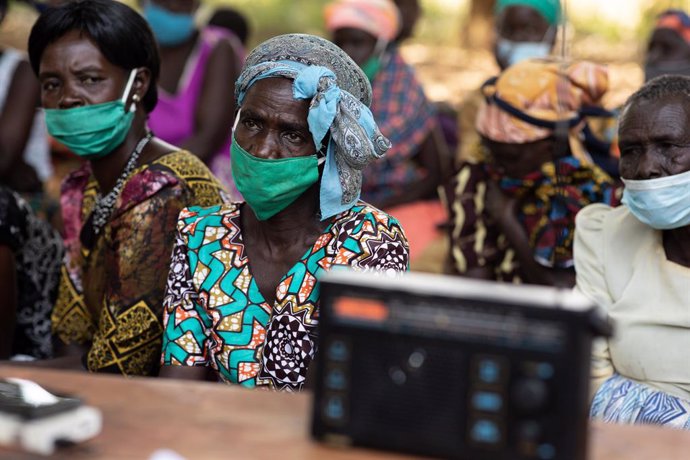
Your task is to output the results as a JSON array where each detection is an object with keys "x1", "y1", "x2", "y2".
[{"x1": 511, "y1": 378, "x2": 549, "y2": 414}]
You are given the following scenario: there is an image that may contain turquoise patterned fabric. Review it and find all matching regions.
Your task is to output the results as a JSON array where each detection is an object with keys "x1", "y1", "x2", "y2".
[{"x1": 161, "y1": 202, "x2": 408, "y2": 391}]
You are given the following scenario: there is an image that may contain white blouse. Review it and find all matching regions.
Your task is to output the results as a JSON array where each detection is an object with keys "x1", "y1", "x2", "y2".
[{"x1": 574, "y1": 203, "x2": 690, "y2": 401}]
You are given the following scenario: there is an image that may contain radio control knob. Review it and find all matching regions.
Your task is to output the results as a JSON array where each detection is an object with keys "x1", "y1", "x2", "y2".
[{"x1": 511, "y1": 378, "x2": 549, "y2": 414}]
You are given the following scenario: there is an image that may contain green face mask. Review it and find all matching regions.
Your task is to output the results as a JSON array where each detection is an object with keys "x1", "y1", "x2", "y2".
[
  {"x1": 44, "y1": 69, "x2": 137, "y2": 160},
  {"x1": 360, "y1": 55, "x2": 381, "y2": 82},
  {"x1": 230, "y1": 136, "x2": 320, "y2": 221}
]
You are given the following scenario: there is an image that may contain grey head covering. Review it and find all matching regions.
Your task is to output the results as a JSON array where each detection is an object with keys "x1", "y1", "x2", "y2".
[
  {"x1": 241, "y1": 33, "x2": 373, "y2": 107},
  {"x1": 234, "y1": 33, "x2": 391, "y2": 219}
]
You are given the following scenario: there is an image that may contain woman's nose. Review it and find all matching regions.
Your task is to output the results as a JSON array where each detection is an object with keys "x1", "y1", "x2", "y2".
[
  {"x1": 252, "y1": 132, "x2": 281, "y2": 160},
  {"x1": 58, "y1": 83, "x2": 85, "y2": 109},
  {"x1": 633, "y1": 150, "x2": 663, "y2": 180}
]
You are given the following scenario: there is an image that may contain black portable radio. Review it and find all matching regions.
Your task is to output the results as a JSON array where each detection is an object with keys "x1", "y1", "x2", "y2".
[{"x1": 311, "y1": 270, "x2": 610, "y2": 460}]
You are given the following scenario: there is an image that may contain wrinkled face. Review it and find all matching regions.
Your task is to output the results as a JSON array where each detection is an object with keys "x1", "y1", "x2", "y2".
[
  {"x1": 332, "y1": 27, "x2": 378, "y2": 66},
  {"x1": 483, "y1": 136, "x2": 556, "y2": 179},
  {"x1": 646, "y1": 28, "x2": 690, "y2": 67},
  {"x1": 235, "y1": 77, "x2": 316, "y2": 160},
  {"x1": 38, "y1": 30, "x2": 132, "y2": 109},
  {"x1": 618, "y1": 97, "x2": 690, "y2": 180},
  {"x1": 494, "y1": 5, "x2": 553, "y2": 69}
]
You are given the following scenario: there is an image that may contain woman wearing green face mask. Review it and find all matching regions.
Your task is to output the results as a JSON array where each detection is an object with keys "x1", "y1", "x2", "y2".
[
  {"x1": 159, "y1": 34, "x2": 410, "y2": 390},
  {"x1": 26, "y1": 0, "x2": 227, "y2": 376},
  {"x1": 325, "y1": 0, "x2": 449, "y2": 267}
]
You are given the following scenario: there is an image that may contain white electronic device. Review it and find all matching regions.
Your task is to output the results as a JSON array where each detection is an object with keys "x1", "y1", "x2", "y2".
[{"x1": 0, "y1": 378, "x2": 102, "y2": 455}]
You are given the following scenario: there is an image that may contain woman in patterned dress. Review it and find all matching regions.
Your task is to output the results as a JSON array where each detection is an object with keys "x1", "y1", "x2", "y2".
[
  {"x1": 26, "y1": 0, "x2": 227, "y2": 376},
  {"x1": 159, "y1": 34, "x2": 410, "y2": 391},
  {"x1": 0, "y1": 186, "x2": 62, "y2": 360},
  {"x1": 445, "y1": 59, "x2": 620, "y2": 287}
]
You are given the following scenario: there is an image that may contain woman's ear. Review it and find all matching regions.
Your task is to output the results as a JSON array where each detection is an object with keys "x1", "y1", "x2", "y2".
[{"x1": 132, "y1": 67, "x2": 151, "y2": 108}]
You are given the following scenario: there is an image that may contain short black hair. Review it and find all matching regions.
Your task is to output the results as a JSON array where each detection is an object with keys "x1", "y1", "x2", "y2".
[
  {"x1": 208, "y1": 7, "x2": 250, "y2": 45},
  {"x1": 623, "y1": 74, "x2": 690, "y2": 115},
  {"x1": 28, "y1": 0, "x2": 160, "y2": 113}
]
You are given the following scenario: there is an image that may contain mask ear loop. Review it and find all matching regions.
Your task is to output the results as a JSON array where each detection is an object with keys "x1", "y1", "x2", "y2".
[
  {"x1": 373, "y1": 37, "x2": 388, "y2": 57},
  {"x1": 232, "y1": 108, "x2": 242, "y2": 132},
  {"x1": 121, "y1": 68, "x2": 139, "y2": 113}
]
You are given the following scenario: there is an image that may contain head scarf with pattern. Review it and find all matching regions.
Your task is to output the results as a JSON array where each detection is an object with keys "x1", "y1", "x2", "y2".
[
  {"x1": 476, "y1": 58, "x2": 609, "y2": 162},
  {"x1": 324, "y1": 0, "x2": 401, "y2": 42},
  {"x1": 235, "y1": 33, "x2": 391, "y2": 220}
]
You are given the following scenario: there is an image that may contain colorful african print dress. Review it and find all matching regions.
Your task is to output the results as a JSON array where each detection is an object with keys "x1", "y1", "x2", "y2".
[
  {"x1": 446, "y1": 157, "x2": 620, "y2": 282},
  {"x1": 53, "y1": 151, "x2": 227, "y2": 376},
  {"x1": 161, "y1": 202, "x2": 409, "y2": 391}
]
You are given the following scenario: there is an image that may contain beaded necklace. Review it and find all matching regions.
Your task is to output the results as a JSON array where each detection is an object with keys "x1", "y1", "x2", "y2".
[{"x1": 80, "y1": 132, "x2": 153, "y2": 249}]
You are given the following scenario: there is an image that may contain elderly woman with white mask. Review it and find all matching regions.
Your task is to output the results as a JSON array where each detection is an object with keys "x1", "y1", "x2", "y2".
[{"x1": 575, "y1": 75, "x2": 690, "y2": 429}]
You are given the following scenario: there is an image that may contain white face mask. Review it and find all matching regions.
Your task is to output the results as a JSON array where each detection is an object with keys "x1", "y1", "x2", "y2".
[
  {"x1": 496, "y1": 27, "x2": 555, "y2": 68},
  {"x1": 621, "y1": 168, "x2": 690, "y2": 230}
]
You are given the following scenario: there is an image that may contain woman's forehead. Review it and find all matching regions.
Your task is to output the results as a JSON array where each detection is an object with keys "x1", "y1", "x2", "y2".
[
  {"x1": 40, "y1": 30, "x2": 105, "y2": 69},
  {"x1": 621, "y1": 98, "x2": 690, "y2": 138},
  {"x1": 242, "y1": 78, "x2": 309, "y2": 119}
]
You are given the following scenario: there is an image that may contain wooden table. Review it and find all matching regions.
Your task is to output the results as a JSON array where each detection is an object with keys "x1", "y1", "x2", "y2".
[{"x1": 0, "y1": 366, "x2": 688, "y2": 459}]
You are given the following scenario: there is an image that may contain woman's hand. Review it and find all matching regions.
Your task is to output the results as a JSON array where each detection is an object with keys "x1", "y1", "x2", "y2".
[
  {"x1": 484, "y1": 179, "x2": 518, "y2": 227},
  {"x1": 484, "y1": 180, "x2": 575, "y2": 287}
]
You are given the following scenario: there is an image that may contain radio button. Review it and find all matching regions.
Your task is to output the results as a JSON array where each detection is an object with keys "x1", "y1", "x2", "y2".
[
  {"x1": 517, "y1": 420, "x2": 541, "y2": 441},
  {"x1": 327, "y1": 339, "x2": 349, "y2": 362},
  {"x1": 537, "y1": 443, "x2": 556, "y2": 459},
  {"x1": 511, "y1": 378, "x2": 549, "y2": 414},
  {"x1": 325, "y1": 368, "x2": 347, "y2": 391},
  {"x1": 476, "y1": 357, "x2": 502, "y2": 384},
  {"x1": 471, "y1": 391, "x2": 503, "y2": 413},
  {"x1": 470, "y1": 419, "x2": 501, "y2": 445},
  {"x1": 323, "y1": 395, "x2": 347, "y2": 423}
]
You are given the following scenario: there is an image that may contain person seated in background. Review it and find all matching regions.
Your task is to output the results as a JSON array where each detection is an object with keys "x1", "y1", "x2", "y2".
[
  {"x1": 457, "y1": 0, "x2": 559, "y2": 167},
  {"x1": 208, "y1": 6, "x2": 250, "y2": 46},
  {"x1": 445, "y1": 59, "x2": 620, "y2": 287},
  {"x1": 28, "y1": 0, "x2": 227, "y2": 375},
  {"x1": 144, "y1": 0, "x2": 244, "y2": 198},
  {"x1": 644, "y1": 9, "x2": 690, "y2": 82},
  {"x1": 393, "y1": 0, "x2": 459, "y2": 174},
  {"x1": 325, "y1": 0, "x2": 448, "y2": 264},
  {"x1": 159, "y1": 34, "x2": 409, "y2": 390},
  {"x1": 576, "y1": 75, "x2": 690, "y2": 430},
  {"x1": 0, "y1": 0, "x2": 52, "y2": 196},
  {"x1": 0, "y1": 186, "x2": 62, "y2": 361}
]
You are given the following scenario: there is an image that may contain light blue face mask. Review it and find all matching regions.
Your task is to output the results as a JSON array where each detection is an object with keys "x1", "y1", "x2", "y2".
[
  {"x1": 495, "y1": 26, "x2": 555, "y2": 68},
  {"x1": 621, "y1": 169, "x2": 690, "y2": 230},
  {"x1": 496, "y1": 38, "x2": 552, "y2": 67},
  {"x1": 143, "y1": 1, "x2": 196, "y2": 47}
]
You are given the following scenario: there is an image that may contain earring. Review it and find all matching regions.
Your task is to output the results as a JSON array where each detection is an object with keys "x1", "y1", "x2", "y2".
[{"x1": 128, "y1": 94, "x2": 141, "y2": 113}]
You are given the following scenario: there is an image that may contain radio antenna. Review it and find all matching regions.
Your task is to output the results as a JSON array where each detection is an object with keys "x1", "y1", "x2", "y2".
[{"x1": 560, "y1": 0, "x2": 568, "y2": 60}]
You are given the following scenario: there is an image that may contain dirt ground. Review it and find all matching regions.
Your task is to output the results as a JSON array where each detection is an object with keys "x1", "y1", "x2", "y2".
[{"x1": 400, "y1": 41, "x2": 644, "y2": 112}]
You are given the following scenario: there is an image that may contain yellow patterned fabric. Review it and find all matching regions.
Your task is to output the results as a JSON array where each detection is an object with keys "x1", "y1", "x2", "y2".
[
  {"x1": 53, "y1": 150, "x2": 227, "y2": 376},
  {"x1": 476, "y1": 59, "x2": 608, "y2": 148}
]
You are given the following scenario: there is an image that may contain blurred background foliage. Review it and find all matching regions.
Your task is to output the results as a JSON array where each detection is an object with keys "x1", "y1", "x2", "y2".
[
  {"x1": 193, "y1": 0, "x2": 464, "y2": 47},
  {"x1": 3, "y1": 0, "x2": 690, "y2": 107}
]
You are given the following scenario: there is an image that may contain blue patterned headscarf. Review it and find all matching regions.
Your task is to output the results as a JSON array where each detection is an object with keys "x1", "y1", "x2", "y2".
[{"x1": 235, "y1": 34, "x2": 391, "y2": 220}]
